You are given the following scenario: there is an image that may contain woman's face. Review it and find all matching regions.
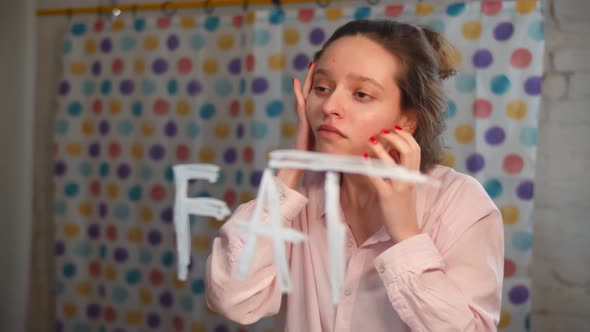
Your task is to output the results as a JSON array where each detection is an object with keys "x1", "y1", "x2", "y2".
[{"x1": 307, "y1": 35, "x2": 413, "y2": 156}]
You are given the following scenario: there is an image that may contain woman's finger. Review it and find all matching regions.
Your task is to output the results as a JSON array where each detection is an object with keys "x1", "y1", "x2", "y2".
[
  {"x1": 302, "y1": 62, "x2": 315, "y2": 98},
  {"x1": 378, "y1": 131, "x2": 420, "y2": 171}
]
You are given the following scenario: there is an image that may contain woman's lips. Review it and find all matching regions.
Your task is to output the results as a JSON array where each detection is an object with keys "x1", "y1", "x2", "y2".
[{"x1": 318, "y1": 124, "x2": 346, "y2": 138}]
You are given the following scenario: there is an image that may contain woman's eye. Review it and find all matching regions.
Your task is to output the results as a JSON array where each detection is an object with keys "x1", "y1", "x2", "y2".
[
  {"x1": 354, "y1": 91, "x2": 372, "y2": 100},
  {"x1": 313, "y1": 86, "x2": 329, "y2": 93}
]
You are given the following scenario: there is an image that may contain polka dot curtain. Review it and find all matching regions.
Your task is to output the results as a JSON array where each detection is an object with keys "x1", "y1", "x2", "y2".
[{"x1": 54, "y1": 1, "x2": 543, "y2": 331}]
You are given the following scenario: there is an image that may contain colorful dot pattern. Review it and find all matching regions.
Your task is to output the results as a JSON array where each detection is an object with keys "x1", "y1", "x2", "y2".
[{"x1": 55, "y1": 2, "x2": 542, "y2": 331}]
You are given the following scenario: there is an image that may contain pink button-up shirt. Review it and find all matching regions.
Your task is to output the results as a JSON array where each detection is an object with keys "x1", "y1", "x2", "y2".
[{"x1": 206, "y1": 165, "x2": 504, "y2": 331}]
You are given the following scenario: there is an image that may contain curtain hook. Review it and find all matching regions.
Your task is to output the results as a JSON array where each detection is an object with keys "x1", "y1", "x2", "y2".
[
  {"x1": 161, "y1": 1, "x2": 177, "y2": 16},
  {"x1": 242, "y1": 0, "x2": 249, "y2": 12},
  {"x1": 271, "y1": 0, "x2": 282, "y2": 10},
  {"x1": 366, "y1": 0, "x2": 380, "y2": 5},
  {"x1": 315, "y1": 0, "x2": 331, "y2": 9},
  {"x1": 66, "y1": 7, "x2": 73, "y2": 22},
  {"x1": 131, "y1": 4, "x2": 138, "y2": 18},
  {"x1": 204, "y1": 0, "x2": 215, "y2": 15}
]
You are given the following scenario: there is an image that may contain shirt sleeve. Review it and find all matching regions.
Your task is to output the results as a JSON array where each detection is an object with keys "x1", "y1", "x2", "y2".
[
  {"x1": 205, "y1": 178, "x2": 309, "y2": 325},
  {"x1": 373, "y1": 181, "x2": 504, "y2": 331}
]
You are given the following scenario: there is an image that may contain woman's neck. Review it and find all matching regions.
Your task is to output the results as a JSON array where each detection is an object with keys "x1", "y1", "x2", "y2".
[{"x1": 339, "y1": 174, "x2": 382, "y2": 245}]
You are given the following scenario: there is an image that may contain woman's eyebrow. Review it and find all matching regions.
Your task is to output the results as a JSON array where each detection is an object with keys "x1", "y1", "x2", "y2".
[{"x1": 313, "y1": 69, "x2": 384, "y2": 91}]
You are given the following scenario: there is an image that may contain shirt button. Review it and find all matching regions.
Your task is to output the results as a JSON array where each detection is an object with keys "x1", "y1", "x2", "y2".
[
  {"x1": 347, "y1": 241, "x2": 353, "y2": 248},
  {"x1": 344, "y1": 289, "x2": 351, "y2": 296},
  {"x1": 379, "y1": 265, "x2": 386, "y2": 273}
]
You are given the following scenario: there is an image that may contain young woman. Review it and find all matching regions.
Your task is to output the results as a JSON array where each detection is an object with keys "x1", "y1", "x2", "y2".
[{"x1": 205, "y1": 20, "x2": 504, "y2": 332}]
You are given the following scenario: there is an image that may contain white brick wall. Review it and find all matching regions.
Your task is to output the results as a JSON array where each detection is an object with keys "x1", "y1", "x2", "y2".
[{"x1": 533, "y1": 0, "x2": 590, "y2": 330}]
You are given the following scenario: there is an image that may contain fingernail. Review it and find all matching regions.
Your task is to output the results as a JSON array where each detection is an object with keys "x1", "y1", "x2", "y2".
[
  {"x1": 363, "y1": 152, "x2": 369, "y2": 159},
  {"x1": 395, "y1": 125, "x2": 403, "y2": 131},
  {"x1": 382, "y1": 129, "x2": 390, "y2": 134},
  {"x1": 369, "y1": 136, "x2": 377, "y2": 144}
]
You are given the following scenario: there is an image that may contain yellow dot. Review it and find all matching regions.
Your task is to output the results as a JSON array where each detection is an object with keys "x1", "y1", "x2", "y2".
[
  {"x1": 244, "y1": 99, "x2": 254, "y2": 117},
  {"x1": 325, "y1": 8, "x2": 343, "y2": 21},
  {"x1": 140, "y1": 206, "x2": 153, "y2": 222},
  {"x1": 134, "y1": 58, "x2": 145, "y2": 75},
  {"x1": 455, "y1": 124, "x2": 475, "y2": 144},
  {"x1": 105, "y1": 265, "x2": 117, "y2": 281},
  {"x1": 217, "y1": 34, "x2": 234, "y2": 50},
  {"x1": 281, "y1": 121, "x2": 296, "y2": 139},
  {"x1": 246, "y1": 11, "x2": 256, "y2": 25},
  {"x1": 125, "y1": 310, "x2": 142, "y2": 325},
  {"x1": 498, "y1": 310, "x2": 512, "y2": 329},
  {"x1": 67, "y1": 142, "x2": 82, "y2": 156},
  {"x1": 193, "y1": 235, "x2": 211, "y2": 252},
  {"x1": 131, "y1": 143, "x2": 144, "y2": 160},
  {"x1": 203, "y1": 58, "x2": 219, "y2": 75},
  {"x1": 501, "y1": 205, "x2": 520, "y2": 224},
  {"x1": 416, "y1": 3, "x2": 434, "y2": 15},
  {"x1": 239, "y1": 191, "x2": 255, "y2": 204},
  {"x1": 107, "y1": 182, "x2": 119, "y2": 199},
  {"x1": 199, "y1": 147, "x2": 216, "y2": 163},
  {"x1": 70, "y1": 62, "x2": 86, "y2": 76},
  {"x1": 214, "y1": 123, "x2": 231, "y2": 139},
  {"x1": 191, "y1": 321, "x2": 207, "y2": 332},
  {"x1": 268, "y1": 54, "x2": 286, "y2": 71},
  {"x1": 64, "y1": 223, "x2": 80, "y2": 238},
  {"x1": 144, "y1": 35, "x2": 159, "y2": 51},
  {"x1": 139, "y1": 288, "x2": 152, "y2": 304},
  {"x1": 109, "y1": 99, "x2": 122, "y2": 115},
  {"x1": 112, "y1": 19, "x2": 125, "y2": 31},
  {"x1": 208, "y1": 217, "x2": 224, "y2": 229},
  {"x1": 141, "y1": 121, "x2": 156, "y2": 137},
  {"x1": 450, "y1": 48, "x2": 463, "y2": 67},
  {"x1": 516, "y1": 0, "x2": 537, "y2": 14},
  {"x1": 506, "y1": 100, "x2": 527, "y2": 120},
  {"x1": 180, "y1": 16, "x2": 196, "y2": 29},
  {"x1": 173, "y1": 276, "x2": 187, "y2": 289},
  {"x1": 81, "y1": 120, "x2": 94, "y2": 136},
  {"x1": 79, "y1": 201, "x2": 93, "y2": 217},
  {"x1": 63, "y1": 302, "x2": 77, "y2": 318},
  {"x1": 75, "y1": 281, "x2": 92, "y2": 297},
  {"x1": 127, "y1": 227, "x2": 143, "y2": 243},
  {"x1": 462, "y1": 21, "x2": 482, "y2": 40},
  {"x1": 283, "y1": 28, "x2": 300, "y2": 45},
  {"x1": 440, "y1": 150, "x2": 455, "y2": 168},
  {"x1": 177, "y1": 100, "x2": 190, "y2": 116},
  {"x1": 84, "y1": 39, "x2": 97, "y2": 54}
]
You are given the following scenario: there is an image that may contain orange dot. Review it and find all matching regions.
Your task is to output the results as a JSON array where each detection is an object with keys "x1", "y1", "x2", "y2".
[
  {"x1": 462, "y1": 21, "x2": 482, "y2": 40},
  {"x1": 112, "y1": 19, "x2": 125, "y2": 31},
  {"x1": 84, "y1": 39, "x2": 97, "y2": 54},
  {"x1": 455, "y1": 124, "x2": 475, "y2": 144},
  {"x1": 440, "y1": 150, "x2": 455, "y2": 168},
  {"x1": 501, "y1": 205, "x2": 520, "y2": 224},
  {"x1": 140, "y1": 206, "x2": 153, "y2": 222},
  {"x1": 144, "y1": 35, "x2": 159, "y2": 50},
  {"x1": 131, "y1": 143, "x2": 144, "y2": 160},
  {"x1": 177, "y1": 100, "x2": 190, "y2": 116},
  {"x1": 107, "y1": 182, "x2": 119, "y2": 199},
  {"x1": 192, "y1": 235, "x2": 211, "y2": 251},
  {"x1": 180, "y1": 16, "x2": 196, "y2": 29},
  {"x1": 139, "y1": 288, "x2": 152, "y2": 304},
  {"x1": 67, "y1": 142, "x2": 82, "y2": 156},
  {"x1": 125, "y1": 310, "x2": 142, "y2": 325},
  {"x1": 63, "y1": 302, "x2": 78, "y2": 318},
  {"x1": 498, "y1": 310, "x2": 512, "y2": 329},
  {"x1": 75, "y1": 281, "x2": 92, "y2": 297},
  {"x1": 134, "y1": 58, "x2": 145, "y2": 74},
  {"x1": 127, "y1": 227, "x2": 143, "y2": 243},
  {"x1": 79, "y1": 201, "x2": 93, "y2": 217},
  {"x1": 109, "y1": 99, "x2": 122, "y2": 115},
  {"x1": 64, "y1": 223, "x2": 80, "y2": 238},
  {"x1": 81, "y1": 120, "x2": 94, "y2": 136}
]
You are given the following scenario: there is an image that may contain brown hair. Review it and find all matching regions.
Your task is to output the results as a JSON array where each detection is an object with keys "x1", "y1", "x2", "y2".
[{"x1": 313, "y1": 20, "x2": 458, "y2": 172}]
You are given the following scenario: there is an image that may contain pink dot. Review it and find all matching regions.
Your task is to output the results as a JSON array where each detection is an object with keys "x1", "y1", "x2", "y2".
[
  {"x1": 177, "y1": 57, "x2": 192, "y2": 74},
  {"x1": 385, "y1": 5, "x2": 404, "y2": 17},
  {"x1": 109, "y1": 142, "x2": 121, "y2": 159},
  {"x1": 157, "y1": 17, "x2": 171, "y2": 29},
  {"x1": 504, "y1": 258, "x2": 516, "y2": 278},
  {"x1": 229, "y1": 100, "x2": 240, "y2": 117},
  {"x1": 243, "y1": 146, "x2": 254, "y2": 164},
  {"x1": 176, "y1": 144, "x2": 190, "y2": 161},
  {"x1": 92, "y1": 99, "x2": 103, "y2": 115},
  {"x1": 112, "y1": 59, "x2": 124, "y2": 75},
  {"x1": 232, "y1": 15, "x2": 243, "y2": 28},
  {"x1": 481, "y1": 0, "x2": 502, "y2": 15},
  {"x1": 298, "y1": 9, "x2": 315, "y2": 23},
  {"x1": 94, "y1": 20, "x2": 104, "y2": 32},
  {"x1": 503, "y1": 154, "x2": 524, "y2": 174},
  {"x1": 245, "y1": 54, "x2": 255, "y2": 72},
  {"x1": 472, "y1": 99, "x2": 493, "y2": 118},
  {"x1": 511, "y1": 48, "x2": 532, "y2": 69},
  {"x1": 150, "y1": 185, "x2": 165, "y2": 202},
  {"x1": 224, "y1": 190, "x2": 237, "y2": 207},
  {"x1": 154, "y1": 98, "x2": 170, "y2": 116}
]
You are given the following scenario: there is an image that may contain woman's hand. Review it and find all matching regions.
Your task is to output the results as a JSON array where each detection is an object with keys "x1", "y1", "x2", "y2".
[
  {"x1": 276, "y1": 63, "x2": 316, "y2": 189},
  {"x1": 366, "y1": 126, "x2": 421, "y2": 244}
]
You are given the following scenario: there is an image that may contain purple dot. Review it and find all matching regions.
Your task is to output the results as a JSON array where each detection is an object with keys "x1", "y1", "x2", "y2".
[
  {"x1": 293, "y1": 53, "x2": 310, "y2": 71},
  {"x1": 88, "y1": 224, "x2": 100, "y2": 239},
  {"x1": 117, "y1": 164, "x2": 131, "y2": 179},
  {"x1": 56, "y1": 320, "x2": 63, "y2": 332},
  {"x1": 250, "y1": 170, "x2": 263, "y2": 187},
  {"x1": 99, "y1": 121, "x2": 110, "y2": 135},
  {"x1": 524, "y1": 76, "x2": 541, "y2": 96},
  {"x1": 55, "y1": 241, "x2": 65, "y2": 256},
  {"x1": 148, "y1": 230, "x2": 162, "y2": 246},
  {"x1": 113, "y1": 247, "x2": 129, "y2": 263},
  {"x1": 152, "y1": 58, "x2": 168, "y2": 75},
  {"x1": 159, "y1": 291, "x2": 174, "y2": 308},
  {"x1": 508, "y1": 285, "x2": 529, "y2": 305},
  {"x1": 160, "y1": 207, "x2": 173, "y2": 224},
  {"x1": 472, "y1": 49, "x2": 493, "y2": 68},
  {"x1": 149, "y1": 144, "x2": 165, "y2": 161},
  {"x1": 91, "y1": 61, "x2": 102, "y2": 76},
  {"x1": 237, "y1": 124, "x2": 245, "y2": 138},
  {"x1": 59, "y1": 81, "x2": 70, "y2": 96},
  {"x1": 99, "y1": 202, "x2": 108, "y2": 218},
  {"x1": 147, "y1": 312, "x2": 160, "y2": 328},
  {"x1": 466, "y1": 153, "x2": 485, "y2": 173},
  {"x1": 252, "y1": 77, "x2": 269, "y2": 94},
  {"x1": 223, "y1": 148, "x2": 237, "y2": 164},
  {"x1": 98, "y1": 284, "x2": 106, "y2": 298},
  {"x1": 187, "y1": 80, "x2": 202, "y2": 96},
  {"x1": 485, "y1": 126, "x2": 506, "y2": 145},
  {"x1": 119, "y1": 79, "x2": 134, "y2": 95},
  {"x1": 309, "y1": 28, "x2": 325, "y2": 45},
  {"x1": 164, "y1": 121, "x2": 177, "y2": 137},
  {"x1": 228, "y1": 58, "x2": 241, "y2": 75},
  {"x1": 100, "y1": 38, "x2": 112, "y2": 53},
  {"x1": 54, "y1": 161, "x2": 67, "y2": 176},
  {"x1": 517, "y1": 180, "x2": 534, "y2": 200},
  {"x1": 89, "y1": 143, "x2": 100, "y2": 158},
  {"x1": 494, "y1": 22, "x2": 514, "y2": 41},
  {"x1": 86, "y1": 303, "x2": 101, "y2": 319},
  {"x1": 214, "y1": 324, "x2": 230, "y2": 332},
  {"x1": 167, "y1": 34, "x2": 180, "y2": 51}
]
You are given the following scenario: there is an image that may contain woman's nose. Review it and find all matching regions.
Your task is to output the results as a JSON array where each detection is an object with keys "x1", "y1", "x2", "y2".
[{"x1": 321, "y1": 90, "x2": 344, "y2": 118}]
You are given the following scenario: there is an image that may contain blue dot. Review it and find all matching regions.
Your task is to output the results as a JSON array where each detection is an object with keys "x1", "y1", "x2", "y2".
[
  {"x1": 445, "y1": 100, "x2": 457, "y2": 119},
  {"x1": 354, "y1": 7, "x2": 371, "y2": 20},
  {"x1": 112, "y1": 287, "x2": 128, "y2": 304},
  {"x1": 72, "y1": 322, "x2": 90, "y2": 332},
  {"x1": 283, "y1": 76, "x2": 294, "y2": 94},
  {"x1": 74, "y1": 242, "x2": 92, "y2": 258},
  {"x1": 483, "y1": 179, "x2": 503, "y2": 199},
  {"x1": 100, "y1": 80, "x2": 112, "y2": 95},
  {"x1": 55, "y1": 200, "x2": 67, "y2": 216},
  {"x1": 68, "y1": 101, "x2": 83, "y2": 117},
  {"x1": 191, "y1": 279, "x2": 205, "y2": 294},
  {"x1": 167, "y1": 79, "x2": 178, "y2": 95},
  {"x1": 179, "y1": 295, "x2": 193, "y2": 312},
  {"x1": 190, "y1": 34, "x2": 206, "y2": 51},
  {"x1": 266, "y1": 100, "x2": 283, "y2": 118},
  {"x1": 82, "y1": 80, "x2": 96, "y2": 97},
  {"x1": 120, "y1": 36, "x2": 136, "y2": 52},
  {"x1": 79, "y1": 161, "x2": 93, "y2": 177},
  {"x1": 215, "y1": 79, "x2": 233, "y2": 97},
  {"x1": 126, "y1": 269, "x2": 142, "y2": 284},
  {"x1": 520, "y1": 127, "x2": 537, "y2": 147},
  {"x1": 427, "y1": 19, "x2": 445, "y2": 33},
  {"x1": 239, "y1": 78, "x2": 247, "y2": 95},
  {"x1": 528, "y1": 20, "x2": 544, "y2": 41},
  {"x1": 99, "y1": 244, "x2": 107, "y2": 259},
  {"x1": 117, "y1": 120, "x2": 133, "y2": 136},
  {"x1": 186, "y1": 122, "x2": 200, "y2": 138},
  {"x1": 161, "y1": 251, "x2": 175, "y2": 267},
  {"x1": 491, "y1": 75, "x2": 511, "y2": 95},
  {"x1": 71, "y1": 23, "x2": 87, "y2": 36},
  {"x1": 63, "y1": 263, "x2": 77, "y2": 278},
  {"x1": 128, "y1": 185, "x2": 142, "y2": 201},
  {"x1": 446, "y1": 3, "x2": 465, "y2": 16},
  {"x1": 132, "y1": 101, "x2": 143, "y2": 117},
  {"x1": 114, "y1": 203, "x2": 130, "y2": 220},
  {"x1": 253, "y1": 29, "x2": 271, "y2": 46},
  {"x1": 55, "y1": 119, "x2": 69, "y2": 135},
  {"x1": 269, "y1": 9, "x2": 285, "y2": 25},
  {"x1": 63, "y1": 39, "x2": 72, "y2": 54},
  {"x1": 512, "y1": 231, "x2": 533, "y2": 251},
  {"x1": 99, "y1": 162, "x2": 110, "y2": 177},
  {"x1": 164, "y1": 165, "x2": 174, "y2": 182},
  {"x1": 134, "y1": 18, "x2": 146, "y2": 32},
  {"x1": 235, "y1": 170, "x2": 243, "y2": 185},
  {"x1": 140, "y1": 164, "x2": 152, "y2": 181},
  {"x1": 139, "y1": 248, "x2": 152, "y2": 265},
  {"x1": 455, "y1": 73, "x2": 476, "y2": 93},
  {"x1": 204, "y1": 16, "x2": 220, "y2": 31},
  {"x1": 65, "y1": 182, "x2": 79, "y2": 197},
  {"x1": 199, "y1": 103, "x2": 216, "y2": 120},
  {"x1": 217, "y1": 169, "x2": 226, "y2": 185},
  {"x1": 141, "y1": 79, "x2": 156, "y2": 95},
  {"x1": 251, "y1": 121, "x2": 268, "y2": 139}
]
